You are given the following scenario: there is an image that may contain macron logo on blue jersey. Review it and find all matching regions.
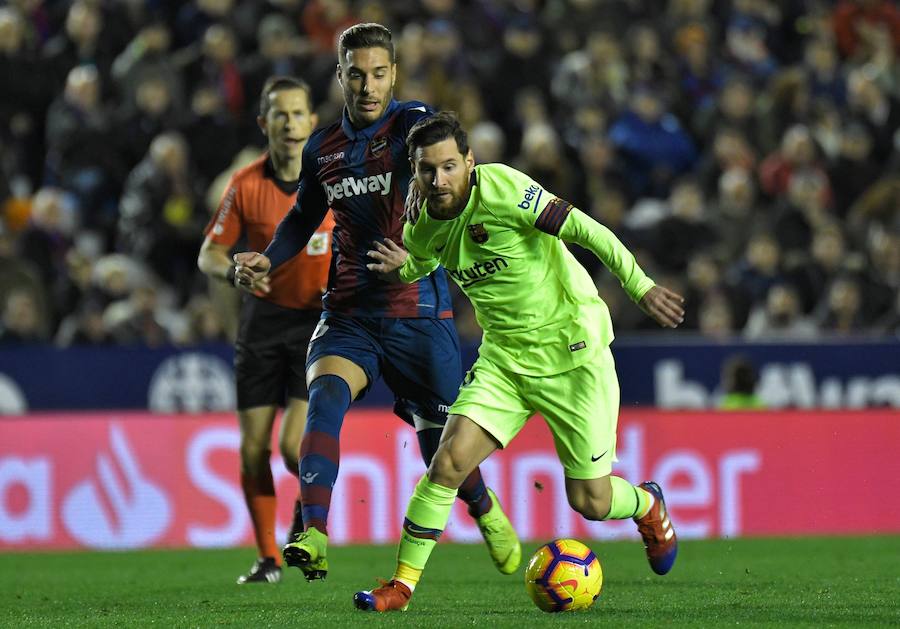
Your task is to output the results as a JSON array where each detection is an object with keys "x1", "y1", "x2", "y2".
[{"x1": 325, "y1": 172, "x2": 393, "y2": 203}]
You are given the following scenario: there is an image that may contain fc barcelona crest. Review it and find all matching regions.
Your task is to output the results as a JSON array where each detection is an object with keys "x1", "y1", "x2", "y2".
[
  {"x1": 468, "y1": 223, "x2": 489, "y2": 244},
  {"x1": 370, "y1": 137, "x2": 388, "y2": 156}
]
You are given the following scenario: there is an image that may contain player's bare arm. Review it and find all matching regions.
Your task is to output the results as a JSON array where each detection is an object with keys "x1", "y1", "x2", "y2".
[
  {"x1": 639, "y1": 285, "x2": 685, "y2": 329},
  {"x1": 366, "y1": 238, "x2": 407, "y2": 282},
  {"x1": 199, "y1": 239, "x2": 271, "y2": 294}
]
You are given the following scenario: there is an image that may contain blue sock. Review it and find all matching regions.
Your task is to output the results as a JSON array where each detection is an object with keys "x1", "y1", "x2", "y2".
[{"x1": 299, "y1": 374, "x2": 351, "y2": 535}]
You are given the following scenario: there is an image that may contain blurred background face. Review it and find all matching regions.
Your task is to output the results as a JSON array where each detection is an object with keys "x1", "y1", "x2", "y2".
[
  {"x1": 423, "y1": 20, "x2": 460, "y2": 61},
  {"x1": 258, "y1": 15, "x2": 295, "y2": 59},
  {"x1": 136, "y1": 77, "x2": 171, "y2": 116},
  {"x1": 141, "y1": 24, "x2": 171, "y2": 53},
  {"x1": 468, "y1": 122, "x2": 505, "y2": 164},
  {"x1": 0, "y1": 8, "x2": 23, "y2": 53},
  {"x1": 782, "y1": 126, "x2": 815, "y2": 165},
  {"x1": 503, "y1": 22, "x2": 541, "y2": 57},
  {"x1": 812, "y1": 228, "x2": 844, "y2": 270},
  {"x1": 521, "y1": 123, "x2": 561, "y2": 167},
  {"x1": 203, "y1": 25, "x2": 236, "y2": 63},
  {"x1": 150, "y1": 134, "x2": 187, "y2": 175},
  {"x1": 688, "y1": 254, "x2": 720, "y2": 291},
  {"x1": 840, "y1": 125, "x2": 873, "y2": 160},
  {"x1": 869, "y1": 232, "x2": 900, "y2": 277},
  {"x1": 579, "y1": 136, "x2": 612, "y2": 173},
  {"x1": 747, "y1": 235, "x2": 779, "y2": 273},
  {"x1": 65, "y1": 65, "x2": 100, "y2": 110},
  {"x1": 829, "y1": 279, "x2": 860, "y2": 317},
  {"x1": 670, "y1": 182, "x2": 704, "y2": 219},
  {"x1": 338, "y1": 46, "x2": 396, "y2": 127},
  {"x1": 191, "y1": 86, "x2": 222, "y2": 116},
  {"x1": 3, "y1": 291, "x2": 40, "y2": 335},
  {"x1": 632, "y1": 90, "x2": 663, "y2": 122},
  {"x1": 630, "y1": 25, "x2": 660, "y2": 62},
  {"x1": 766, "y1": 285, "x2": 799, "y2": 322},
  {"x1": 787, "y1": 169, "x2": 827, "y2": 210},
  {"x1": 260, "y1": 87, "x2": 316, "y2": 160},
  {"x1": 198, "y1": 0, "x2": 233, "y2": 17},
  {"x1": 66, "y1": 1, "x2": 100, "y2": 44},
  {"x1": 721, "y1": 81, "x2": 753, "y2": 119},
  {"x1": 699, "y1": 295, "x2": 733, "y2": 338},
  {"x1": 31, "y1": 187, "x2": 72, "y2": 234},
  {"x1": 805, "y1": 39, "x2": 836, "y2": 75},
  {"x1": 718, "y1": 167, "x2": 755, "y2": 213},
  {"x1": 587, "y1": 32, "x2": 621, "y2": 63}
]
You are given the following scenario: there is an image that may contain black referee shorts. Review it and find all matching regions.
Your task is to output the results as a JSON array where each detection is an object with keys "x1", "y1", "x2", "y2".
[{"x1": 234, "y1": 296, "x2": 321, "y2": 410}]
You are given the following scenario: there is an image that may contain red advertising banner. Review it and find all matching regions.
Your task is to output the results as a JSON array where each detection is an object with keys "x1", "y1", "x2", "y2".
[{"x1": 1, "y1": 410, "x2": 898, "y2": 550}]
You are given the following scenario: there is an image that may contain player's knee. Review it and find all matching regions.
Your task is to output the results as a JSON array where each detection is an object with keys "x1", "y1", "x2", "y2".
[
  {"x1": 568, "y1": 493, "x2": 611, "y2": 521},
  {"x1": 278, "y1": 443, "x2": 300, "y2": 476},
  {"x1": 306, "y1": 374, "x2": 351, "y2": 431},
  {"x1": 240, "y1": 439, "x2": 271, "y2": 475},
  {"x1": 427, "y1": 447, "x2": 468, "y2": 488}
]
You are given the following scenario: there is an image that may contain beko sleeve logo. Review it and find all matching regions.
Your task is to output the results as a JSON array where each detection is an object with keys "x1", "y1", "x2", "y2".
[{"x1": 517, "y1": 183, "x2": 543, "y2": 213}]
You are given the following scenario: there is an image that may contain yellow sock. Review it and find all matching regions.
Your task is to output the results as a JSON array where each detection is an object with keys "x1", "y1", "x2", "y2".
[
  {"x1": 634, "y1": 486, "x2": 654, "y2": 518},
  {"x1": 604, "y1": 476, "x2": 654, "y2": 520},
  {"x1": 393, "y1": 562, "x2": 422, "y2": 592}
]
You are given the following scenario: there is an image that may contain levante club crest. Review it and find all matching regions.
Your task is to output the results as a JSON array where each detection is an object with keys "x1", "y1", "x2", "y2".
[
  {"x1": 468, "y1": 223, "x2": 489, "y2": 243},
  {"x1": 370, "y1": 137, "x2": 388, "y2": 156}
]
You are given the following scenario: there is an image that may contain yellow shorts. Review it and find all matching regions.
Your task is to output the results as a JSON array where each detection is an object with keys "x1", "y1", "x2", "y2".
[{"x1": 449, "y1": 345, "x2": 620, "y2": 479}]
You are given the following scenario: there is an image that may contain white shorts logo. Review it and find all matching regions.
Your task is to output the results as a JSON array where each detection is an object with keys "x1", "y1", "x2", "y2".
[{"x1": 310, "y1": 321, "x2": 329, "y2": 343}]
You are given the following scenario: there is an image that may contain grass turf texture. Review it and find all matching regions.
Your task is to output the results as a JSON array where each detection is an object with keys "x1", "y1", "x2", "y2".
[{"x1": 2, "y1": 536, "x2": 899, "y2": 628}]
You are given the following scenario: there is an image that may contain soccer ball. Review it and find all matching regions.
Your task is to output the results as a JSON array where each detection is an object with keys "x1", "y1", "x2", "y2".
[{"x1": 524, "y1": 539, "x2": 603, "y2": 612}]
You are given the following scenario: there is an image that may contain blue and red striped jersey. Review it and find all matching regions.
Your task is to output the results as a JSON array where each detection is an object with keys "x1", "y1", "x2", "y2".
[{"x1": 265, "y1": 99, "x2": 453, "y2": 319}]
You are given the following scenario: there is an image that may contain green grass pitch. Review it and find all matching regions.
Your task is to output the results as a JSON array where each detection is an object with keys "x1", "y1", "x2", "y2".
[{"x1": 3, "y1": 536, "x2": 899, "y2": 627}]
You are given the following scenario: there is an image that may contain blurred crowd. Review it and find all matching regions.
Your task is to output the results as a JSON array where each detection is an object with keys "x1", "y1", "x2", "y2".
[{"x1": 1, "y1": 0, "x2": 898, "y2": 347}]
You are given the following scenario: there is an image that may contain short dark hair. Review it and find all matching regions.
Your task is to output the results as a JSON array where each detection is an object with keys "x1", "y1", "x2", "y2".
[
  {"x1": 259, "y1": 76, "x2": 312, "y2": 118},
  {"x1": 407, "y1": 111, "x2": 470, "y2": 159},
  {"x1": 338, "y1": 22, "x2": 395, "y2": 63}
]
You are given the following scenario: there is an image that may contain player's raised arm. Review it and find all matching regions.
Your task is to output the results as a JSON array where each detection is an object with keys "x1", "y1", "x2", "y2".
[
  {"x1": 557, "y1": 207, "x2": 685, "y2": 328},
  {"x1": 266, "y1": 143, "x2": 329, "y2": 265}
]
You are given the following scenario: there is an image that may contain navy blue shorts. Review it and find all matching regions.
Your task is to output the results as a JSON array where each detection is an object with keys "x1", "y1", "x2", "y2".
[{"x1": 306, "y1": 313, "x2": 462, "y2": 426}]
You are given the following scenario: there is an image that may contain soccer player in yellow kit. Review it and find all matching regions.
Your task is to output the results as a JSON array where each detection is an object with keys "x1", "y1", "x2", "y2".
[{"x1": 356, "y1": 112, "x2": 685, "y2": 611}]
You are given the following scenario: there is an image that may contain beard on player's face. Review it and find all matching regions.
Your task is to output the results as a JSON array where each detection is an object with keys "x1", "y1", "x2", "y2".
[{"x1": 415, "y1": 142, "x2": 474, "y2": 219}]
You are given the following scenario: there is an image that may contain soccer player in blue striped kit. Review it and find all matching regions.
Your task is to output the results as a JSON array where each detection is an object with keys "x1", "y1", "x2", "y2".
[{"x1": 234, "y1": 23, "x2": 520, "y2": 581}]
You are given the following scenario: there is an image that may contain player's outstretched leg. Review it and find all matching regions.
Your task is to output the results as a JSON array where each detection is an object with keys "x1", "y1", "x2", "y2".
[
  {"x1": 633, "y1": 481, "x2": 678, "y2": 575},
  {"x1": 281, "y1": 374, "x2": 352, "y2": 580},
  {"x1": 354, "y1": 475, "x2": 457, "y2": 612},
  {"x1": 418, "y1": 427, "x2": 521, "y2": 574}
]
